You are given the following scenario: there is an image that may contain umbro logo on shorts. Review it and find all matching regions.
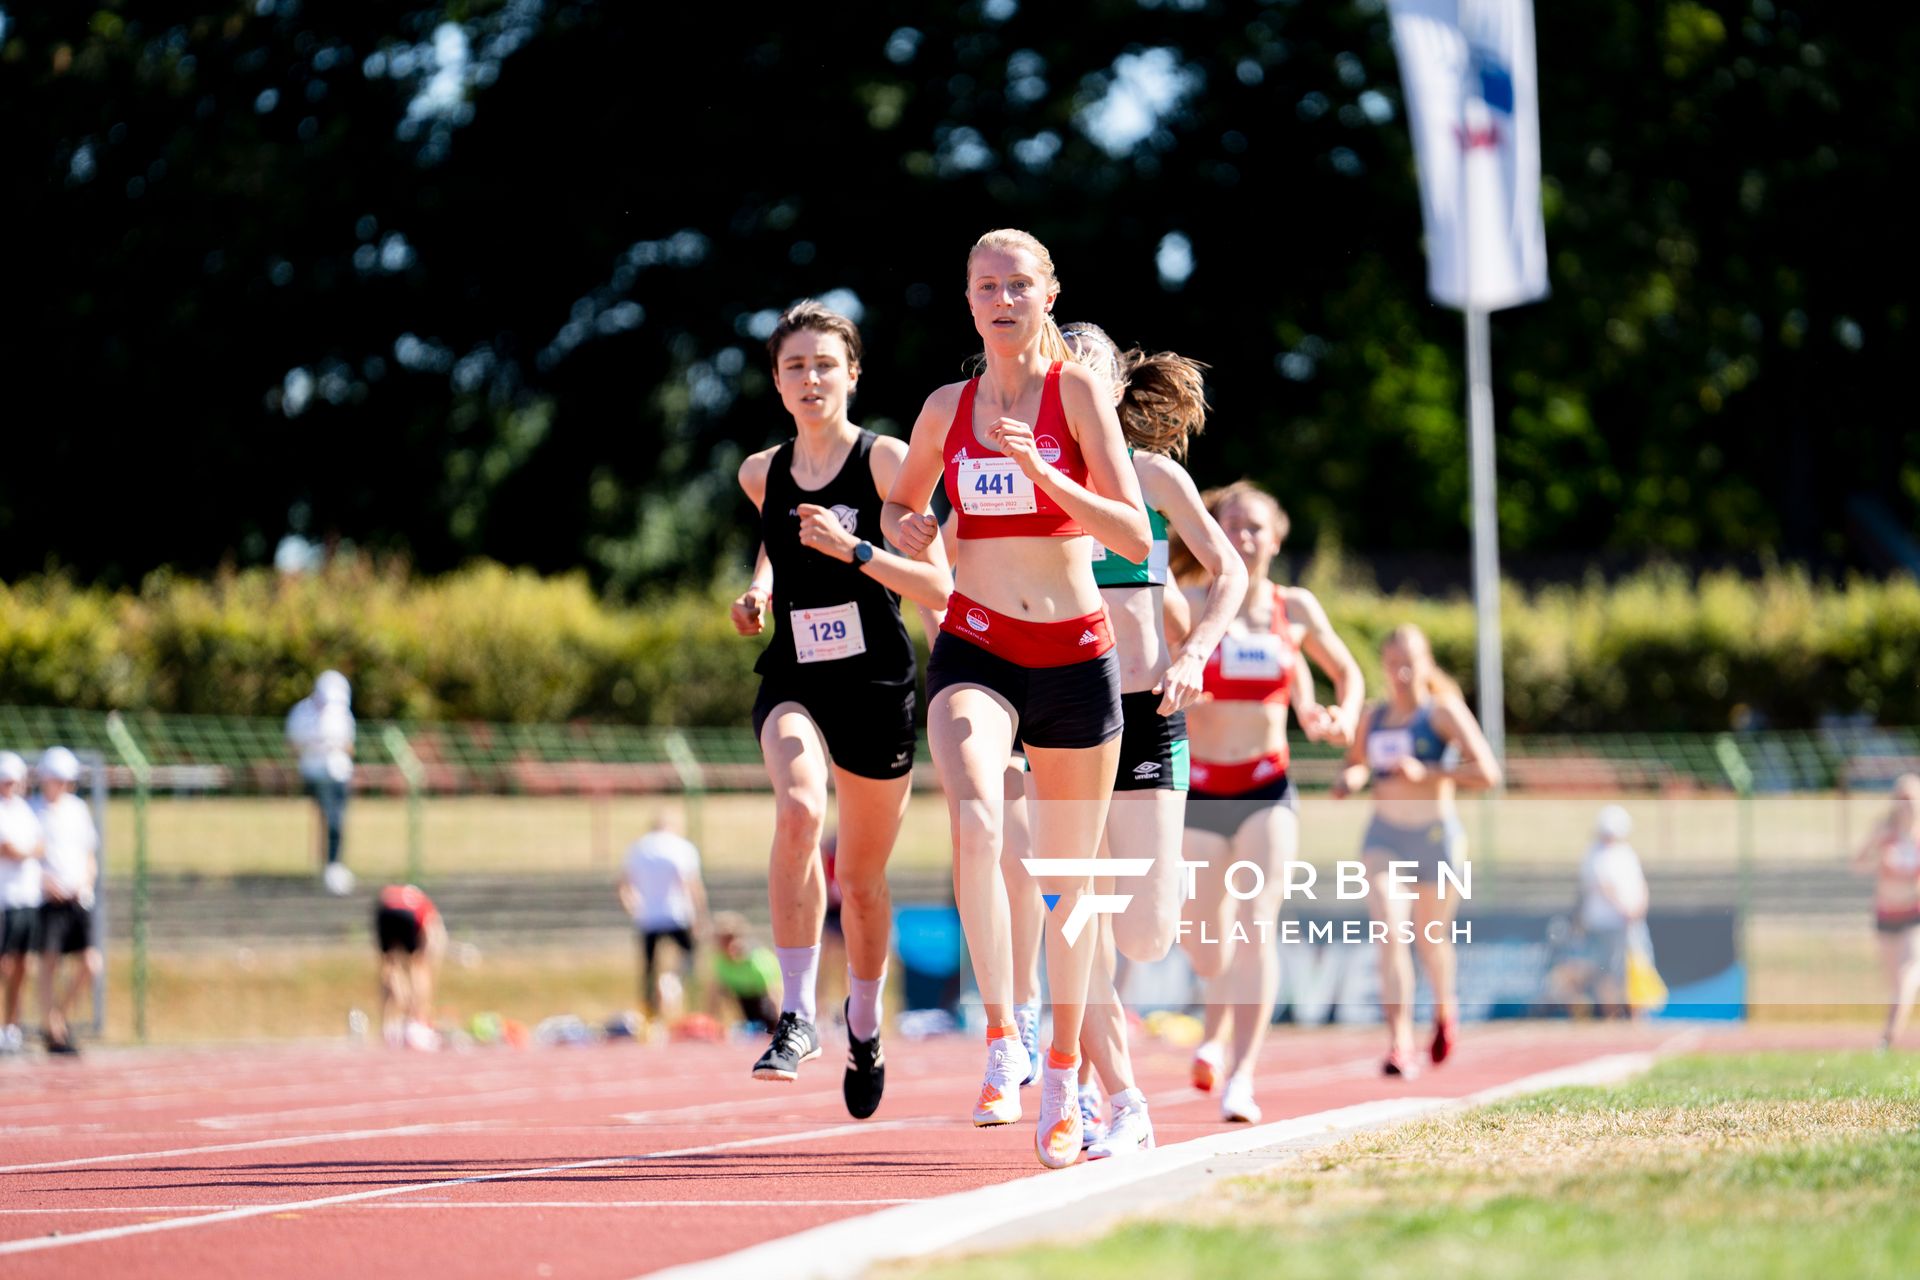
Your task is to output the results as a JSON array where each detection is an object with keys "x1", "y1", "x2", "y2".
[
  {"x1": 1132, "y1": 761, "x2": 1162, "y2": 778},
  {"x1": 1078, "y1": 630, "x2": 1099, "y2": 645}
]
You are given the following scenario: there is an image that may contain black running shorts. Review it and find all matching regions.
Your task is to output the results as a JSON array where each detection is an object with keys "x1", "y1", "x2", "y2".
[
  {"x1": 753, "y1": 680, "x2": 917, "y2": 781},
  {"x1": 925, "y1": 634, "x2": 1122, "y2": 750}
]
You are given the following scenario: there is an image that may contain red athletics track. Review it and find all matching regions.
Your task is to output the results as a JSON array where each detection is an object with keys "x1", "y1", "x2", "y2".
[{"x1": 0, "y1": 1021, "x2": 1816, "y2": 1279}]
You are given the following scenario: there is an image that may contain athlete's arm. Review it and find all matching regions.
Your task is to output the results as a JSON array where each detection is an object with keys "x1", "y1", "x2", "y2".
[
  {"x1": 849, "y1": 435, "x2": 954, "y2": 613},
  {"x1": 1289, "y1": 588, "x2": 1366, "y2": 746},
  {"x1": 732, "y1": 450, "x2": 780, "y2": 636},
  {"x1": 1331, "y1": 702, "x2": 1374, "y2": 798},
  {"x1": 1140, "y1": 454, "x2": 1245, "y2": 714},
  {"x1": 986, "y1": 363, "x2": 1149, "y2": 561},
  {"x1": 1430, "y1": 694, "x2": 1503, "y2": 789},
  {"x1": 1162, "y1": 583, "x2": 1193, "y2": 652},
  {"x1": 1852, "y1": 819, "x2": 1894, "y2": 872},
  {"x1": 882, "y1": 386, "x2": 956, "y2": 557}
]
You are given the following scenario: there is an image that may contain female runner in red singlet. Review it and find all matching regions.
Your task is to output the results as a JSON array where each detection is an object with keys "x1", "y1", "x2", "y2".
[
  {"x1": 884, "y1": 228, "x2": 1149, "y2": 1168},
  {"x1": 1175, "y1": 482, "x2": 1364, "y2": 1124},
  {"x1": 1853, "y1": 774, "x2": 1920, "y2": 1050}
]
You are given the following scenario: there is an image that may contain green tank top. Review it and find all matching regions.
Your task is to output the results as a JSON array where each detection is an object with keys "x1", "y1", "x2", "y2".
[{"x1": 1093, "y1": 451, "x2": 1170, "y2": 587}]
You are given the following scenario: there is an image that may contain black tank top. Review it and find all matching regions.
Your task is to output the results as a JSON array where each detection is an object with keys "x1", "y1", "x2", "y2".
[{"x1": 755, "y1": 430, "x2": 915, "y2": 686}]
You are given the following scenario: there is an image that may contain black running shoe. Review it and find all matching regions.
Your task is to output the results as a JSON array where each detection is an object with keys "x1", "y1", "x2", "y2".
[
  {"x1": 841, "y1": 998, "x2": 885, "y2": 1119},
  {"x1": 751, "y1": 1011, "x2": 821, "y2": 1081}
]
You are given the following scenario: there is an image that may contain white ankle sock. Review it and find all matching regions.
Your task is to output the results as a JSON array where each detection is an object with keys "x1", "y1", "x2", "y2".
[
  {"x1": 847, "y1": 966, "x2": 885, "y2": 1041},
  {"x1": 774, "y1": 945, "x2": 820, "y2": 1024}
]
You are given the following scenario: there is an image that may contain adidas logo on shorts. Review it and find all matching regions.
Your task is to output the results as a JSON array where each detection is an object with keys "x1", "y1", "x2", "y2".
[
  {"x1": 1253, "y1": 758, "x2": 1278, "y2": 780},
  {"x1": 1132, "y1": 761, "x2": 1162, "y2": 779},
  {"x1": 1078, "y1": 629, "x2": 1099, "y2": 645}
]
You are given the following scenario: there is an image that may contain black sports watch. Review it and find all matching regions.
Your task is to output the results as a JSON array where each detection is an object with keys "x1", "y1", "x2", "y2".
[{"x1": 852, "y1": 540, "x2": 875, "y2": 565}]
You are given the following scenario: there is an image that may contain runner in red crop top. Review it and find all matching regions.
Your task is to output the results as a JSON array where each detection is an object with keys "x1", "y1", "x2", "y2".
[
  {"x1": 880, "y1": 228, "x2": 1151, "y2": 1170},
  {"x1": 944, "y1": 362, "x2": 1088, "y2": 540},
  {"x1": 1173, "y1": 481, "x2": 1365, "y2": 1126},
  {"x1": 1199, "y1": 583, "x2": 1298, "y2": 704}
]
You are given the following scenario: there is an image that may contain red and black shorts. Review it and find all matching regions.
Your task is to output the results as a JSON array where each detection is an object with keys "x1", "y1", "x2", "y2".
[{"x1": 926, "y1": 594, "x2": 1122, "y2": 750}]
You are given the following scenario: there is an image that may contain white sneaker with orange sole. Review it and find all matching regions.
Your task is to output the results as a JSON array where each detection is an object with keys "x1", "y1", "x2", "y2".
[
  {"x1": 972, "y1": 1035, "x2": 1030, "y2": 1127},
  {"x1": 1034, "y1": 1059, "x2": 1083, "y2": 1168},
  {"x1": 1191, "y1": 1040, "x2": 1225, "y2": 1093}
]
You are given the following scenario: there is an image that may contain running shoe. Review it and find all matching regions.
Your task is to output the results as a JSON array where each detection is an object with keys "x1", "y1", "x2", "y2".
[
  {"x1": 1013, "y1": 1000, "x2": 1042, "y2": 1087},
  {"x1": 1430, "y1": 1016, "x2": 1455, "y2": 1066},
  {"x1": 1087, "y1": 1089, "x2": 1155, "y2": 1160},
  {"x1": 751, "y1": 1011, "x2": 822, "y2": 1082},
  {"x1": 972, "y1": 1034, "x2": 1030, "y2": 1126},
  {"x1": 1190, "y1": 1040, "x2": 1224, "y2": 1093},
  {"x1": 1035, "y1": 1058, "x2": 1083, "y2": 1168},
  {"x1": 1382, "y1": 1048, "x2": 1421, "y2": 1079},
  {"x1": 1220, "y1": 1074, "x2": 1262, "y2": 1124},
  {"x1": 0, "y1": 1024, "x2": 21, "y2": 1055},
  {"x1": 323, "y1": 862, "x2": 356, "y2": 897},
  {"x1": 842, "y1": 999, "x2": 885, "y2": 1120},
  {"x1": 1078, "y1": 1084, "x2": 1104, "y2": 1149}
]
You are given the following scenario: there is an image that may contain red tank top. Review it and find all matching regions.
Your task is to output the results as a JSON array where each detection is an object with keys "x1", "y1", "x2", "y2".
[
  {"x1": 943, "y1": 362, "x2": 1088, "y2": 539},
  {"x1": 379, "y1": 884, "x2": 439, "y2": 927},
  {"x1": 1200, "y1": 585, "x2": 1297, "y2": 703}
]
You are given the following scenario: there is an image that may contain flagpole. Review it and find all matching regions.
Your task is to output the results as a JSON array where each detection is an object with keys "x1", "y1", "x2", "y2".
[{"x1": 1464, "y1": 305, "x2": 1505, "y2": 766}]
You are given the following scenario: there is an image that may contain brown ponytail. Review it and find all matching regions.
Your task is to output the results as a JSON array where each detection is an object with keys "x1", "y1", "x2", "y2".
[{"x1": 1117, "y1": 349, "x2": 1209, "y2": 460}]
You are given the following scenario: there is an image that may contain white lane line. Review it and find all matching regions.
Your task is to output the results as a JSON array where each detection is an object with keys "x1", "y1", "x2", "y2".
[
  {"x1": 0, "y1": 1118, "x2": 923, "y2": 1256},
  {"x1": 0, "y1": 1200, "x2": 917, "y2": 1215},
  {"x1": 639, "y1": 1098, "x2": 1448, "y2": 1280},
  {"x1": 0, "y1": 1122, "x2": 493, "y2": 1174},
  {"x1": 641, "y1": 1039, "x2": 1686, "y2": 1280}
]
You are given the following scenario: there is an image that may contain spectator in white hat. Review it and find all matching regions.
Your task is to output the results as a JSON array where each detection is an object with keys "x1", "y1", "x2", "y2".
[
  {"x1": 286, "y1": 670, "x2": 357, "y2": 896},
  {"x1": 1578, "y1": 804, "x2": 1649, "y2": 1015},
  {"x1": 0, "y1": 751, "x2": 45, "y2": 1054},
  {"x1": 33, "y1": 747, "x2": 98, "y2": 1055}
]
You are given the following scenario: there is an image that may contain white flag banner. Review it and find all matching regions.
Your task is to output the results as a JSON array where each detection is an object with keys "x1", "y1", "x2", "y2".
[{"x1": 1387, "y1": 0, "x2": 1549, "y2": 312}]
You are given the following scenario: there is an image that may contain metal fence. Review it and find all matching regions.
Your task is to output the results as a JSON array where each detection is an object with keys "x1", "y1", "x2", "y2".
[{"x1": 3, "y1": 705, "x2": 1912, "y2": 1039}]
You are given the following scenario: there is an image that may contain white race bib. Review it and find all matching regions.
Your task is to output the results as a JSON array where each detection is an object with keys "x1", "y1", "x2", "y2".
[
  {"x1": 791, "y1": 602, "x2": 867, "y2": 664},
  {"x1": 957, "y1": 457, "x2": 1037, "y2": 515},
  {"x1": 1220, "y1": 634, "x2": 1283, "y2": 681},
  {"x1": 1367, "y1": 727, "x2": 1414, "y2": 771}
]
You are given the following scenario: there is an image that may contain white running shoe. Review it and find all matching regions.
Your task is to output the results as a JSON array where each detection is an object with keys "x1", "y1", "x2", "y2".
[
  {"x1": 1191, "y1": 1040, "x2": 1225, "y2": 1093},
  {"x1": 323, "y1": 863, "x2": 357, "y2": 896},
  {"x1": 1221, "y1": 1074, "x2": 1262, "y2": 1124},
  {"x1": 1087, "y1": 1089, "x2": 1155, "y2": 1160},
  {"x1": 1035, "y1": 1058, "x2": 1082, "y2": 1168},
  {"x1": 1013, "y1": 1000, "x2": 1043, "y2": 1086},
  {"x1": 0, "y1": 1024, "x2": 21, "y2": 1055},
  {"x1": 1078, "y1": 1084, "x2": 1104, "y2": 1149},
  {"x1": 972, "y1": 1035, "x2": 1030, "y2": 1126}
]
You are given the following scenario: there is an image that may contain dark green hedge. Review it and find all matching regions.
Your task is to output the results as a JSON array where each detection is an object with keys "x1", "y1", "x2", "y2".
[{"x1": 3, "y1": 559, "x2": 1913, "y2": 732}]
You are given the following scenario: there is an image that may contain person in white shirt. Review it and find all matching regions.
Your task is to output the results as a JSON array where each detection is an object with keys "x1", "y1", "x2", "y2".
[
  {"x1": 0, "y1": 751, "x2": 45, "y2": 1054},
  {"x1": 33, "y1": 747, "x2": 99, "y2": 1055},
  {"x1": 618, "y1": 813, "x2": 708, "y2": 1021},
  {"x1": 1578, "y1": 804, "x2": 1650, "y2": 1014},
  {"x1": 286, "y1": 670, "x2": 357, "y2": 896}
]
